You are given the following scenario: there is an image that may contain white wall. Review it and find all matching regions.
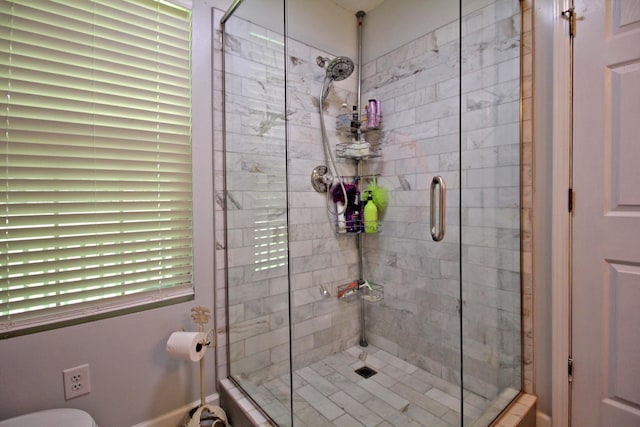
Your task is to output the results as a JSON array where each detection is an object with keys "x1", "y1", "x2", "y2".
[{"x1": 0, "y1": 1, "x2": 217, "y2": 426}]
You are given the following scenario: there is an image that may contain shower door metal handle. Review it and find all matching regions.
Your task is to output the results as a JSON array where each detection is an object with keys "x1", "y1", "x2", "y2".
[{"x1": 430, "y1": 176, "x2": 446, "y2": 242}]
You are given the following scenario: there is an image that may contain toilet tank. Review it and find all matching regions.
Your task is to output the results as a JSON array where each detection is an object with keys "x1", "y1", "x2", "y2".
[{"x1": 0, "y1": 408, "x2": 97, "y2": 427}]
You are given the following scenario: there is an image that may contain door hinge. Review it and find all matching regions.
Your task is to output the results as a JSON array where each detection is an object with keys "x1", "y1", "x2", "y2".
[
  {"x1": 568, "y1": 357, "x2": 574, "y2": 383},
  {"x1": 568, "y1": 188, "x2": 574, "y2": 212},
  {"x1": 562, "y1": 7, "x2": 576, "y2": 38}
]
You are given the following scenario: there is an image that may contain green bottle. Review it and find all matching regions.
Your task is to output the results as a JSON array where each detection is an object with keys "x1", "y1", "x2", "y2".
[{"x1": 364, "y1": 192, "x2": 378, "y2": 233}]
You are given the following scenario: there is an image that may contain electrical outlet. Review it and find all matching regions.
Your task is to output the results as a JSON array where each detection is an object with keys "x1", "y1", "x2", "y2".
[{"x1": 63, "y1": 364, "x2": 91, "y2": 400}]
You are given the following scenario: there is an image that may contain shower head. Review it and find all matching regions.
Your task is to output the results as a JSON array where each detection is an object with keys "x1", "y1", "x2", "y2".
[
  {"x1": 317, "y1": 55, "x2": 355, "y2": 102},
  {"x1": 325, "y1": 56, "x2": 354, "y2": 82}
]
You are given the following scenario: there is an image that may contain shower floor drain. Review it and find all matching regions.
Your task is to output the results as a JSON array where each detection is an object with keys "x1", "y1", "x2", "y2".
[{"x1": 355, "y1": 366, "x2": 377, "y2": 378}]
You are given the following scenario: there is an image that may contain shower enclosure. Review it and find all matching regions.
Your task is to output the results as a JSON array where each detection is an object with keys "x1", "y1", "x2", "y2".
[{"x1": 220, "y1": 0, "x2": 523, "y2": 425}]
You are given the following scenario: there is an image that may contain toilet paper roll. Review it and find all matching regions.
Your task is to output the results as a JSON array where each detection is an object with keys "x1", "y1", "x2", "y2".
[{"x1": 166, "y1": 331, "x2": 208, "y2": 362}]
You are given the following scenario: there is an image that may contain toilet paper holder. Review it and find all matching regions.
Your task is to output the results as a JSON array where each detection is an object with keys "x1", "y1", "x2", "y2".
[
  {"x1": 168, "y1": 306, "x2": 228, "y2": 427},
  {"x1": 192, "y1": 329, "x2": 214, "y2": 352},
  {"x1": 190, "y1": 306, "x2": 215, "y2": 348}
]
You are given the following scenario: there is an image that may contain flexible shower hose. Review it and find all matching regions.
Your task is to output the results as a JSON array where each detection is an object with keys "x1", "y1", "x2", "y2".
[{"x1": 319, "y1": 77, "x2": 348, "y2": 219}]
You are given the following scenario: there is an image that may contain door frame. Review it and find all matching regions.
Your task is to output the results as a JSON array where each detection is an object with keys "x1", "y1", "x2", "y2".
[{"x1": 551, "y1": 0, "x2": 572, "y2": 426}]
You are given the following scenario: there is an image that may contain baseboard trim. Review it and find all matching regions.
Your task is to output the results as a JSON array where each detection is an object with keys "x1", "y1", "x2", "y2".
[
  {"x1": 130, "y1": 393, "x2": 220, "y2": 427},
  {"x1": 536, "y1": 411, "x2": 551, "y2": 427}
]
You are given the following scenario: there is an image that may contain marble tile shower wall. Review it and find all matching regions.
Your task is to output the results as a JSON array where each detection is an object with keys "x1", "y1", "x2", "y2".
[{"x1": 360, "y1": 1, "x2": 522, "y2": 400}]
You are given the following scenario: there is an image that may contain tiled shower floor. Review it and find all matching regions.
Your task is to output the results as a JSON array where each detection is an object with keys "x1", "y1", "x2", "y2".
[{"x1": 241, "y1": 345, "x2": 513, "y2": 426}]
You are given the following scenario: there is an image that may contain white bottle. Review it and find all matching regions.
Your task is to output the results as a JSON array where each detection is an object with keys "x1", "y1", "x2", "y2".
[
  {"x1": 336, "y1": 201, "x2": 347, "y2": 233},
  {"x1": 336, "y1": 103, "x2": 351, "y2": 132}
]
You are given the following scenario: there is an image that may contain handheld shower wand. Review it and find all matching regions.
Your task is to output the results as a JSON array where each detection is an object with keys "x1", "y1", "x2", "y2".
[
  {"x1": 315, "y1": 56, "x2": 355, "y2": 219},
  {"x1": 317, "y1": 56, "x2": 355, "y2": 102}
]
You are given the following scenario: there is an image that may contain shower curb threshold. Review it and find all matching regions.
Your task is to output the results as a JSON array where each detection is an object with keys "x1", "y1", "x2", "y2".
[
  {"x1": 491, "y1": 393, "x2": 537, "y2": 427},
  {"x1": 220, "y1": 378, "x2": 274, "y2": 427},
  {"x1": 220, "y1": 377, "x2": 536, "y2": 427}
]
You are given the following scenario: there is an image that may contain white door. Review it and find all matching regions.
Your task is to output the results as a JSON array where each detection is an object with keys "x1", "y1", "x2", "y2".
[{"x1": 572, "y1": 0, "x2": 640, "y2": 425}]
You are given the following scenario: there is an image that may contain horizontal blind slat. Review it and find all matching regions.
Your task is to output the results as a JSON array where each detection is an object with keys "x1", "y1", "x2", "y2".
[
  {"x1": 3, "y1": 218, "x2": 193, "y2": 240},
  {"x1": 1, "y1": 181, "x2": 192, "y2": 192},
  {"x1": 3, "y1": 211, "x2": 192, "y2": 228},
  {"x1": 1, "y1": 232, "x2": 192, "y2": 256},
  {"x1": 0, "y1": 125, "x2": 191, "y2": 147},
  {"x1": 3, "y1": 204, "x2": 192, "y2": 219},
  {"x1": 2, "y1": 132, "x2": 191, "y2": 154},
  {"x1": 2, "y1": 168, "x2": 192, "y2": 181},
  {"x1": 3, "y1": 154, "x2": 193, "y2": 171}
]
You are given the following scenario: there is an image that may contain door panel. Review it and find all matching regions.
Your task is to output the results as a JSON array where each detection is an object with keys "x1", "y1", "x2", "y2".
[{"x1": 572, "y1": 0, "x2": 640, "y2": 425}]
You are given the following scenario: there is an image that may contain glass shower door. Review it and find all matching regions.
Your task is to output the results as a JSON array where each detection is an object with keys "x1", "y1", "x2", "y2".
[
  {"x1": 221, "y1": 1, "x2": 292, "y2": 425},
  {"x1": 459, "y1": 0, "x2": 522, "y2": 423},
  {"x1": 220, "y1": 0, "x2": 523, "y2": 425}
]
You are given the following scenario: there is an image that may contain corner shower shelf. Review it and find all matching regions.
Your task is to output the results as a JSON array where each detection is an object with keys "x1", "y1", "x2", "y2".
[
  {"x1": 337, "y1": 282, "x2": 384, "y2": 303},
  {"x1": 361, "y1": 283, "x2": 384, "y2": 303},
  {"x1": 336, "y1": 142, "x2": 381, "y2": 160},
  {"x1": 332, "y1": 173, "x2": 383, "y2": 235}
]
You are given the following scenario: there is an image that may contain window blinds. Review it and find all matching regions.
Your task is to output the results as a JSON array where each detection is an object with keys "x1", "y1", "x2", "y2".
[{"x1": 1, "y1": 0, "x2": 193, "y2": 335}]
